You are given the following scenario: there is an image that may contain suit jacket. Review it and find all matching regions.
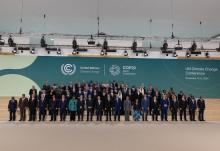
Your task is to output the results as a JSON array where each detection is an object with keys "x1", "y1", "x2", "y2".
[
  {"x1": 77, "y1": 100, "x2": 85, "y2": 111},
  {"x1": 28, "y1": 98, "x2": 37, "y2": 111},
  {"x1": 8, "y1": 100, "x2": 17, "y2": 112},
  {"x1": 38, "y1": 98, "x2": 46, "y2": 111},
  {"x1": 197, "y1": 99, "x2": 205, "y2": 110},
  {"x1": 124, "y1": 100, "x2": 131, "y2": 111},
  {"x1": 50, "y1": 100, "x2": 57, "y2": 111},
  {"x1": 19, "y1": 98, "x2": 28, "y2": 110},
  {"x1": 95, "y1": 100, "x2": 103, "y2": 112},
  {"x1": 170, "y1": 100, "x2": 179, "y2": 112},
  {"x1": 60, "y1": 100, "x2": 67, "y2": 112},
  {"x1": 113, "y1": 99, "x2": 122, "y2": 111},
  {"x1": 86, "y1": 99, "x2": 94, "y2": 109},
  {"x1": 105, "y1": 99, "x2": 113, "y2": 111},
  {"x1": 141, "y1": 98, "x2": 150, "y2": 111},
  {"x1": 161, "y1": 99, "x2": 169, "y2": 111}
]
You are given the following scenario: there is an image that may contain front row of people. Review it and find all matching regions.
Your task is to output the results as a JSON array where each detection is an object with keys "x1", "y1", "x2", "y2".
[{"x1": 8, "y1": 93, "x2": 205, "y2": 122}]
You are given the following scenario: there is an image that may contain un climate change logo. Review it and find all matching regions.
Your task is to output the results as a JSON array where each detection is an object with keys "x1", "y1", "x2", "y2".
[
  {"x1": 109, "y1": 65, "x2": 120, "y2": 76},
  {"x1": 61, "y1": 64, "x2": 76, "y2": 76}
]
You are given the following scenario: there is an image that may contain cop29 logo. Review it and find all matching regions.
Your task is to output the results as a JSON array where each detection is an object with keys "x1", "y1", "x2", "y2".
[
  {"x1": 61, "y1": 64, "x2": 76, "y2": 76},
  {"x1": 109, "y1": 65, "x2": 120, "y2": 76}
]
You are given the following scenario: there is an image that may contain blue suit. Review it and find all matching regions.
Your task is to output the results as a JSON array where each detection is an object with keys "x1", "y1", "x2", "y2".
[
  {"x1": 113, "y1": 98, "x2": 122, "y2": 121},
  {"x1": 189, "y1": 99, "x2": 197, "y2": 121},
  {"x1": 8, "y1": 99, "x2": 17, "y2": 121},
  {"x1": 141, "y1": 97, "x2": 150, "y2": 121},
  {"x1": 38, "y1": 99, "x2": 46, "y2": 121},
  {"x1": 161, "y1": 99, "x2": 169, "y2": 121},
  {"x1": 170, "y1": 100, "x2": 178, "y2": 121},
  {"x1": 60, "y1": 100, "x2": 67, "y2": 121}
]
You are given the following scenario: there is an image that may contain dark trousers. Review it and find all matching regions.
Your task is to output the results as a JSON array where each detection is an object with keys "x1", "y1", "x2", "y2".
[
  {"x1": 87, "y1": 108, "x2": 93, "y2": 121},
  {"x1": 50, "y1": 110, "x2": 57, "y2": 121},
  {"x1": 142, "y1": 110, "x2": 148, "y2": 121},
  {"x1": 190, "y1": 109, "x2": 196, "y2": 121},
  {"x1": 19, "y1": 109, "x2": 26, "y2": 121},
  {"x1": 70, "y1": 111, "x2": 76, "y2": 121},
  {"x1": 149, "y1": 105, "x2": 152, "y2": 115},
  {"x1": 60, "y1": 110, "x2": 66, "y2": 121},
  {"x1": 152, "y1": 110, "x2": 158, "y2": 121},
  {"x1": 161, "y1": 109, "x2": 168, "y2": 121},
  {"x1": 78, "y1": 109, "x2": 84, "y2": 121},
  {"x1": 29, "y1": 109, "x2": 36, "y2": 121},
  {"x1": 124, "y1": 110, "x2": 130, "y2": 121},
  {"x1": 171, "y1": 110, "x2": 178, "y2": 121},
  {"x1": 39, "y1": 110, "x2": 46, "y2": 121},
  {"x1": 106, "y1": 109, "x2": 112, "y2": 121},
  {"x1": 180, "y1": 109, "x2": 187, "y2": 121},
  {"x1": 9, "y1": 111, "x2": 16, "y2": 121},
  {"x1": 114, "y1": 110, "x2": 120, "y2": 121},
  {"x1": 198, "y1": 109, "x2": 205, "y2": 121},
  {"x1": 96, "y1": 110, "x2": 102, "y2": 121}
]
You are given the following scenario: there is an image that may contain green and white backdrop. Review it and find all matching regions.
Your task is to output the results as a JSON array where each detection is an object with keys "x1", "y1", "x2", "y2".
[{"x1": 0, "y1": 55, "x2": 220, "y2": 98}]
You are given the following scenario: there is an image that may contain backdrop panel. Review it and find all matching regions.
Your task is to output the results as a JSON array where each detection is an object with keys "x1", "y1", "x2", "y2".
[{"x1": 0, "y1": 55, "x2": 220, "y2": 98}]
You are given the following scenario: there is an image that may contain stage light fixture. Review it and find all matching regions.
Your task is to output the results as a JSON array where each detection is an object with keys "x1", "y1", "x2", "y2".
[
  {"x1": 57, "y1": 49, "x2": 61, "y2": 55},
  {"x1": 205, "y1": 51, "x2": 210, "y2": 58},
  {"x1": 100, "y1": 50, "x2": 105, "y2": 56},
  {"x1": 144, "y1": 51, "x2": 148, "y2": 57},
  {"x1": 12, "y1": 48, "x2": 17, "y2": 54},
  {"x1": 30, "y1": 48, "x2": 35, "y2": 54},
  {"x1": 124, "y1": 50, "x2": 128, "y2": 56},
  {"x1": 173, "y1": 51, "x2": 178, "y2": 57},
  {"x1": 186, "y1": 52, "x2": 191, "y2": 58},
  {"x1": 72, "y1": 50, "x2": 77, "y2": 55}
]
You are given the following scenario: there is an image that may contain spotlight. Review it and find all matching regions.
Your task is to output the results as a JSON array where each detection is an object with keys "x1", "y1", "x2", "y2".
[
  {"x1": 173, "y1": 51, "x2": 178, "y2": 57},
  {"x1": 12, "y1": 48, "x2": 17, "y2": 54},
  {"x1": 205, "y1": 51, "x2": 209, "y2": 58},
  {"x1": 144, "y1": 51, "x2": 148, "y2": 57},
  {"x1": 186, "y1": 51, "x2": 191, "y2": 58},
  {"x1": 100, "y1": 50, "x2": 105, "y2": 56},
  {"x1": 57, "y1": 49, "x2": 61, "y2": 55},
  {"x1": 30, "y1": 48, "x2": 35, "y2": 54},
  {"x1": 124, "y1": 50, "x2": 128, "y2": 56},
  {"x1": 72, "y1": 50, "x2": 78, "y2": 55}
]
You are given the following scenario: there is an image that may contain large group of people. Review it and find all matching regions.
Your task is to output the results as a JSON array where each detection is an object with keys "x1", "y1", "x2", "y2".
[{"x1": 8, "y1": 81, "x2": 206, "y2": 122}]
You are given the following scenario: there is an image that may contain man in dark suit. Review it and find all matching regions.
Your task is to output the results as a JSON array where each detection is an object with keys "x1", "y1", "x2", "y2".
[
  {"x1": 170, "y1": 95, "x2": 178, "y2": 121},
  {"x1": 38, "y1": 94, "x2": 47, "y2": 121},
  {"x1": 197, "y1": 97, "x2": 206, "y2": 121},
  {"x1": 189, "y1": 96, "x2": 197, "y2": 121},
  {"x1": 179, "y1": 95, "x2": 187, "y2": 121},
  {"x1": 86, "y1": 94, "x2": 94, "y2": 121},
  {"x1": 160, "y1": 95, "x2": 169, "y2": 121},
  {"x1": 152, "y1": 96, "x2": 159, "y2": 121},
  {"x1": 18, "y1": 94, "x2": 28, "y2": 121},
  {"x1": 113, "y1": 95, "x2": 122, "y2": 121},
  {"x1": 59, "y1": 95, "x2": 67, "y2": 121},
  {"x1": 77, "y1": 95, "x2": 85, "y2": 121},
  {"x1": 29, "y1": 86, "x2": 37, "y2": 98},
  {"x1": 96, "y1": 96, "x2": 103, "y2": 121},
  {"x1": 50, "y1": 95, "x2": 57, "y2": 121},
  {"x1": 28, "y1": 94, "x2": 38, "y2": 121},
  {"x1": 8, "y1": 97, "x2": 17, "y2": 121},
  {"x1": 105, "y1": 94, "x2": 113, "y2": 121}
]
